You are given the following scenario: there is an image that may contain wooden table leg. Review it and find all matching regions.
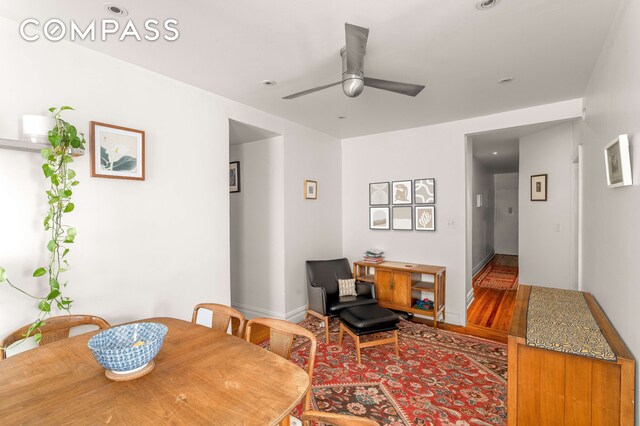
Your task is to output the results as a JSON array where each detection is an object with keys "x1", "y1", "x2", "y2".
[
  {"x1": 393, "y1": 330, "x2": 399, "y2": 357},
  {"x1": 338, "y1": 324, "x2": 344, "y2": 344},
  {"x1": 355, "y1": 335, "x2": 362, "y2": 365}
]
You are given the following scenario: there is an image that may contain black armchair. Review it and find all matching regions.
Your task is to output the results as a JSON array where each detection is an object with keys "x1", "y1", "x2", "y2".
[{"x1": 306, "y1": 258, "x2": 377, "y2": 343}]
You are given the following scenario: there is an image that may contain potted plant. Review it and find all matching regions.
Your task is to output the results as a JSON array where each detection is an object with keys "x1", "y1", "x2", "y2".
[{"x1": 0, "y1": 106, "x2": 85, "y2": 344}]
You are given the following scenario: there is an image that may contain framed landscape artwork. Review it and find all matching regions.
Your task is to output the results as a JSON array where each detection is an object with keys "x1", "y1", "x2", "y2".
[
  {"x1": 392, "y1": 206, "x2": 412, "y2": 230},
  {"x1": 415, "y1": 206, "x2": 435, "y2": 231},
  {"x1": 414, "y1": 178, "x2": 435, "y2": 204},
  {"x1": 369, "y1": 207, "x2": 390, "y2": 230},
  {"x1": 530, "y1": 174, "x2": 547, "y2": 201},
  {"x1": 90, "y1": 121, "x2": 145, "y2": 181},
  {"x1": 392, "y1": 180, "x2": 412, "y2": 205},
  {"x1": 604, "y1": 134, "x2": 633, "y2": 188},
  {"x1": 369, "y1": 182, "x2": 390, "y2": 205},
  {"x1": 304, "y1": 180, "x2": 318, "y2": 199},
  {"x1": 229, "y1": 161, "x2": 240, "y2": 193}
]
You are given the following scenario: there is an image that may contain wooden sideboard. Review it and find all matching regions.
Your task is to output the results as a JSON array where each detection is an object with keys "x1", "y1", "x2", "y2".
[
  {"x1": 353, "y1": 261, "x2": 446, "y2": 327},
  {"x1": 508, "y1": 285, "x2": 635, "y2": 425}
]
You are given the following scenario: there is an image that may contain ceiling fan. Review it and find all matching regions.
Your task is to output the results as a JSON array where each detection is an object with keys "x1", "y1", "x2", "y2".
[{"x1": 283, "y1": 23, "x2": 425, "y2": 100}]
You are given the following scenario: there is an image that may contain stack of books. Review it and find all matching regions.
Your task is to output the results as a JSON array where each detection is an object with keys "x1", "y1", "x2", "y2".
[{"x1": 362, "y1": 249, "x2": 385, "y2": 264}]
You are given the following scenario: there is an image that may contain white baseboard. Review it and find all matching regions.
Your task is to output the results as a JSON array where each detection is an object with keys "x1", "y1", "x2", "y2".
[
  {"x1": 414, "y1": 310, "x2": 462, "y2": 326},
  {"x1": 231, "y1": 302, "x2": 307, "y2": 324},
  {"x1": 473, "y1": 252, "x2": 495, "y2": 276},
  {"x1": 466, "y1": 288, "x2": 475, "y2": 309}
]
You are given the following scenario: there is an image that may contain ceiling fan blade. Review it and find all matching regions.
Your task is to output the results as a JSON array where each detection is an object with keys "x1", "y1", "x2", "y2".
[
  {"x1": 364, "y1": 77, "x2": 425, "y2": 97},
  {"x1": 345, "y1": 23, "x2": 369, "y2": 74},
  {"x1": 282, "y1": 82, "x2": 342, "y2": 99}
]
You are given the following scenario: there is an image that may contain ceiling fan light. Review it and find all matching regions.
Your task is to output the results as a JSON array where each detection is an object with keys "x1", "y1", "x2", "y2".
[{"x1": 342, "y1": 76, "x2": 364, "y2": 98}]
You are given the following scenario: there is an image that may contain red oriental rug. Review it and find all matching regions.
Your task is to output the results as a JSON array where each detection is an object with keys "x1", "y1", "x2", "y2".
[
  {"x1": 473, "y1": 257, "x2": 518, "y2": 290},
  {"x1": 282, "y1": 317, "x2": 507, "y2": 425}
]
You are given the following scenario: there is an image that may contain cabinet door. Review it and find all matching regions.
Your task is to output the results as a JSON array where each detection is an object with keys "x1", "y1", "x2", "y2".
[
  {"x1": 374, "y1": 269, "x2": 395, "y2": 304},
  {"x1": 391, "y1": 271, "x2": 411, "y2": 307}
]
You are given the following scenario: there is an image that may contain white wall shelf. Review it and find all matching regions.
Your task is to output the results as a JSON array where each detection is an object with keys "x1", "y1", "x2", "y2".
[{"x1": 0, "y1": 137, "x2": 85, "y2": 156}]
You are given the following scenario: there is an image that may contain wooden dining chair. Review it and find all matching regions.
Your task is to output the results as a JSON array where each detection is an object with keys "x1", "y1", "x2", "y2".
[
  {"x1": 302, "y1": 410, "x2": 380, "y2": 426},
  {"x1": 245, "y1": 318, "x2": 317, "y2": 411},
  {"x1": 191, "y1": 303, "x2": 246, "y2": 338},
  {"x1": 0, "y1": 314, "x2": 110, "y2": 360}
]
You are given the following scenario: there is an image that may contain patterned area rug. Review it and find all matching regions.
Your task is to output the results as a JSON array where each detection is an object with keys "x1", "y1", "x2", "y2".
[
  {"x1": 473, "y1": 257, "x2": 518, "y2": 290},
  {"x1": 282, "y1": 318, "x2": 507, "y2": 425}
]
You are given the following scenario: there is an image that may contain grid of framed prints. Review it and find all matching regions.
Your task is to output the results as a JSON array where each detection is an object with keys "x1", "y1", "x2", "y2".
[{"x1": 368, "y1": 179, "x2": 436, "y2": 231}]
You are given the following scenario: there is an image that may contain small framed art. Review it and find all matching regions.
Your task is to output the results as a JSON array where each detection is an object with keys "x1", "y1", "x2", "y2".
[
  {"x1": 392, "y1": 206, "x2": 412, "y2": 230},
  {"x1": 414, "y1": 178, "x2": 435, "y2": 204},
  {"x1": 392, "y1": 180, "x2": 412, "y2": 204},
  {"x1": 90, "y1": 121, "x2": 145, "y2": 181},
  {"x1": 530, "y1": 174, "x2": 547, "y2": 201},
  {"x1": 304, "y1": 180, "x2": 318, "y2": 199},
  {"x1": 604, "y1": 134, "x2": 633, "y2": 188},
  {"x1": 415, "y1": 206, "x2": 435, "y2": 231},
  {"x1": 229, "y1": 161, "x2": 241, "y2": 193},
  {"x1": 369, "y1": 182, "x2": 390, "y2": 205},
  {"x1": 369, "y1": 207, "x2": 390, "y2": 230}
]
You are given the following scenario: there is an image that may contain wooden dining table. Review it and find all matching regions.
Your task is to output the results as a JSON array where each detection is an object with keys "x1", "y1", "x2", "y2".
[{"x1": 0, "y1": 317, "x2": 310, "y2": 425}]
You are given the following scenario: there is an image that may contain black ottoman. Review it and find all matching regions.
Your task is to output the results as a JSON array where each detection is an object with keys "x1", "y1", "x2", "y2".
[{"x1": 339, "y1": 305, "x2": 400, "y2": 365}]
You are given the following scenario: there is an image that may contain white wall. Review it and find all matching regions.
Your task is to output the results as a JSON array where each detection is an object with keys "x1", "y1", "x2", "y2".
[
  {"x1": 471, "y1": 157, "x2": 495, "y2": 273},
  {"x1": 494, "y1": 173, "x2": 519, "y2": 255},
  {"x1": 578, "y1": 0, "x2": 640, "y2": 421},
  {"x1": 229, "y1": 137, "x2": 286, "y2": 318},
  {"x1": 343, "y1": 99, "x2": 582, "y2": 325},
  {"x1": 0, "y1": 16, "x2": 341, "y2": 341},
  {"x1": 518, "y1": 122, "x2": 574, "y2": 288}
]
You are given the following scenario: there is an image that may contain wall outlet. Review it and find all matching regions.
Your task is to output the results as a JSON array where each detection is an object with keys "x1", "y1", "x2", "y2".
[
  {"x1": 476, "y1": 194, "x2": 483, "y2": 207},
  {"x1": 447, "y1": 219, "x2": 456, "y2": 228}
]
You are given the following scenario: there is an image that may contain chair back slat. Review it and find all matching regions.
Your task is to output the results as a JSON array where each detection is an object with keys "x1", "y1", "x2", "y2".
[
  {"x1": 269, "y1": 329, "x2": 294, "y2": 359},
  {"x1": 1, "y1": 315, "x2": 110, "y2": 360},
  {"x1": 191, "y1": 303, "x2": 245, "y2": 338}
]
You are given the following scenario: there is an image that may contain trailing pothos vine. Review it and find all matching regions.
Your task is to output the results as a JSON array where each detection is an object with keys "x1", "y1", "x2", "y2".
[{"x1": 0, "y1": 106, "x2": 85, "y2": 345}]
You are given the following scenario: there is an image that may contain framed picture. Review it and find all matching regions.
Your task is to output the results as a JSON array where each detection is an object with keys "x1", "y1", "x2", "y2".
[
  {"x1": 392, "y1": 180, "x2": 412, "y2": 205},
  {"x1": 304, "y1": 180, "x2": 317, "y2": 199},
  {"x1": 414, "y1": 178, "x2": 435, "y2": 204},
  {"x1": 369, "y1": 207, "x2": 390, "y2": 230},
  {"x1": 229, "y1": 161, "x2": 241, "y2": 193},
  {"x1": 90, "y1": 121, "x2": 145, "y2": 180},
  {"x1": 604, "y1": 134, "x2": 633, "y2": 188},
  {"x1": 369, "y1": 182, "x2": 390, "y2": 205},
  {"x1": 415, "y1": 206, "x2": 435, "y2": 231},
  {"x1": 530, "y1": 174, "x2": 547, "y2": 201},
  {"x1": 392, "y1": 206, "x2": 413, "y2": 230}
]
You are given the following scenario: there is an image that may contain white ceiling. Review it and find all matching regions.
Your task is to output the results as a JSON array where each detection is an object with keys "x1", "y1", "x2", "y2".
[
  {"x1": 229, "y1": 119, "x2": 280, "y2": 145},
  {"x1": 471, "y1": 120, "x2": 573, "y2": 173},
  {"x1": 0, "y1": 0, "x2": 619, "y2": 138}
]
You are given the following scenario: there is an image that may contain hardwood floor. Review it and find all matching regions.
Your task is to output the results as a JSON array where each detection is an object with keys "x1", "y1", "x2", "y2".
[{"x1": 467, "y1": 287, "x2": 517, "y2": 332}]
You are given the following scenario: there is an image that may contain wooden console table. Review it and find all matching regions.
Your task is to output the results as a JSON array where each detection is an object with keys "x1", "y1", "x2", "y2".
[
  {"x1": 508, "y1": 285, "x2": 635, "y2": 425},
  {"x1": 353, "y1": 261, "x2": 446, "y2": 327}
]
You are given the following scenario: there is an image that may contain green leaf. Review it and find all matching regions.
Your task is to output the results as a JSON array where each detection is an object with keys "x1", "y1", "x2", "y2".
[
  {"x1": 112, "y1": 155, "x2": 137, "y2": 171},
  {"x1": 48, "y1": 196, "x2": 60, "y2": 205},
  {"x1": 64, "y1": 203, "x2": 75, "y2": 213},
  {"x1": 68, "y1": 125, "x2": 77, "y2": 139},
  {"x1": 62, "y1": 155, "x2": 73, "y2": 164},
  {"x1": 49, "y1": 277, "x2": 59, "y2": 290},
  {"x1": 67, "y1": 169, "x2": 76, "y2": 179},
  {"x1": 0, "y1": 267, "x2": 6, "y2": 282},
  {"x1": 51, "y1": 174, "x2": 59, "y2": 186},
  {"x1": 71, "y1": 181, "x2": 80, "y2": 186},
  {"x1": 48, "y1": 134, "x2": 62, "y2": 148},
  {"x1": 64, "y1": 236, "x2": 75, "y2": 244},
  {"x1": 48, "y1": 107, "x2": 56, "y2": 113},
  {"x1": 38, "y1": 300, "x2": 51, "y2": 312},
  {"x1": 40, "y1": 148, "x2": 52, "y2": 159},
  {"x1": 67, "y1": 227, "x2": 77, "y2": 237},
  {"x1": 62, "y1": 248, "x2": 70, "y2": 258},
  {"x1": 33, "y1": 267, "x2": 46, "y2": 277},
  {"x1": 46, "y1": 290, "x2": 60, "y2": 300},
  {"x1": 61, "y1": 297, "x2": 72, "y2": 306},
  {"x1": 34, "y1": 333, "x2": 43, "y2": 343},
  {"x1": 60, "y1": 106, "x2": 74, "y2": 111},
  {"x1": 71, "y1": 137, "x2": 81, "y2": 149},
  {"x1": 62, "y1": 189, "x2": 72, "y2": 197},
  {"x1": 42, "y1": 164, "x2": 53, "y2": 177},
  {"x1": 47, "y1": 240, "x2": 57, "y2": 252}
]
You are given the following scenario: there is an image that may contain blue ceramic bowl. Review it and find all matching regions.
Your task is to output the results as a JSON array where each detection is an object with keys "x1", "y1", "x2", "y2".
[{"x1": 87, "y1": 322, "x2": 168, "y2": 373}]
